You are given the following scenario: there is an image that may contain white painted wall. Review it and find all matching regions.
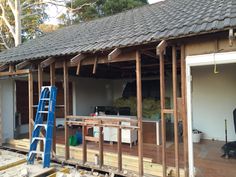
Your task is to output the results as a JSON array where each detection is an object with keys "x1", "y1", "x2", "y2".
[
  {"x1": 192, "y1": 64, "x2": 236, "y2": 141},
  {"x1": 74, "y1": 78, "x2": 114, "y2": 115},
  {"x1": 0, "y1": 79, "x2": 15, "y2": 142}
]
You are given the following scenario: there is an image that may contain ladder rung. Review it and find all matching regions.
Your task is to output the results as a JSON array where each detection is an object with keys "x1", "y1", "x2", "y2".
[
  {"x1": 38, "y1": 111, "x2": 48, "y2": 113},
  {"x1": 41, "y1": 98, "x2": 50, "y2": 101},
  {"x1": 35, "y1": 124, "x2": 47, "y2": 129},
  {"x1": 32, "y1": 137, "x2": 45, "y2": 141},
  {"x1": 30, "y1": 150, "x2": 44, "y2": 155}
]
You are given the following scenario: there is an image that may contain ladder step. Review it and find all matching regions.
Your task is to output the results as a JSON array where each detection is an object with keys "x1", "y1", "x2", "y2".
[
  {"x1": 30, "y1": 150, "x2": 44, "y2": 155},
  {"x1": 32, "y1": 137, "x2": 45, "y2": 142},
  {"x1": 28, "y1": 86, "x2": 58, "y2": 168},
  {"x1": 41, "y1": 98, "x2": 50, "y2": 101},
  {"x1": 35, "y1": 124, "x2": 47, "y2": 129},
  {"x1": 38, "y1": 111, "x2": 48, "y2": 114}
]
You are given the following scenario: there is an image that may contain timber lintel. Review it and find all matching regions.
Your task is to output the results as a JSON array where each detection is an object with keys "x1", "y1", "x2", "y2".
[
  {"x1": 40, "y1": 57, "x2": 55, "y2": 68},
  {"x1": 0, "y1": 69, "x2": 30, "y2": 77},
  {"x1": 108, "y1": 48, "x2": 121, "y2": 61}
]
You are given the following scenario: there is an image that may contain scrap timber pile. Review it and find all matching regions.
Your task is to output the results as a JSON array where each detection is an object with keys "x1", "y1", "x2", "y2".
[{"x1": 0, "y1": 149, "x2": 121, "y2": 177}]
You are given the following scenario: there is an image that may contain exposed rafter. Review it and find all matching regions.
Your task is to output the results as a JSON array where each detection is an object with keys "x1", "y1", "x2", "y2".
[
  {"x1": 92, "y1": 57, "x2": 98, "y2": 74},
  {"x1": 70, "y1": 53, "x2": 86, "y2": 64},
  {"x1": 76, "y1": 61, "x2": 82, "y2": 75},
  {"x1": 70, "y1": 53, "x2": 87, "y2": 75},
  {"x1": 40, "y1": 57, "x2": 55, "y2": 68},
  {"x1": 156, "y1": 40, "x2": 167, "y2": 53},
  {"x1": 0, "y1": 64, "x2": 9, "y2": 72},
  {"x1": 141, "y1": 50, "x2": 158, "y2": 59},
  {"x1": 9, "y1": 64, "x2": 14, "y2": 72},
  {"x1": 16, "y1": 60, "x2": 31, "y2": 70},
  {"x1": 108, "y1": 48, "x2": 121, "y2": 61}
]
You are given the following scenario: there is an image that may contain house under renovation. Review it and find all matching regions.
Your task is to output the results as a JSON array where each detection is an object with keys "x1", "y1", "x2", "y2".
[{"x1": 1, "y1": 0, "x2": 236, "y2": 176}]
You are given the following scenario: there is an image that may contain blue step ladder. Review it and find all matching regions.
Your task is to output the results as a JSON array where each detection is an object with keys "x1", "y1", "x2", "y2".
[{"x1": 27, "y1": 86, "x2": 57, "y2": 168}]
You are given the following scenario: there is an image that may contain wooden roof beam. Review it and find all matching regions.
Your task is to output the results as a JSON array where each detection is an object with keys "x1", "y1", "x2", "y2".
[
  {"x1": 16, "y1": 60, "x2": 31, "y2": 70},
  {"x1": 156, "y1": 40, "x2": 167, "y2": 54},
  {"x1": 9, "y1": 64, "x2": 14, "y2": 72},
  {"x1": 70, "y1": 53, "x2": 86, "y2": 65},
  {"x1": 0, "y1": 69, "x2": 30, "y2": 77},
  {"x1": 0, "y1": 64, "x2": 9, "y2": 72},
  {"x1": 108, "y1": 48, "x2": 121, "y2": 61},
  {"x1": 70, "y1": 53, "x2": 87, "y2": 75},
  {"x1": 92, "y1": 57, "x2": 98, "y2": 74},
  {"x1": 40, "y1": 57, "x2": 55, "y2": 68},
  {"x1": 141, "y1": 50, "x2": 158, "y2": 59}
]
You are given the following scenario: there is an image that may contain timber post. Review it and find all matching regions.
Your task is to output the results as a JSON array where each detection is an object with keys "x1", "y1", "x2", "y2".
[
  {"x1": 38, "y1": 65, "x2": 44, "y2": 151},
  {"x1": 181, "y1": 45, "x2": 189, "y2": 177},
  {"x1": 28, "y1": 70, "x2": 33, "y2": 141},
  {"x1": 136, "y1": 50, "x2": 144, "y2": 176},
  {"x1": 172, "y1": 45, "x2": 179, "y2": 177},
  {"x1": 63, "y1": 60, "x2": 70, "y2": 160},
  {"x1": 50, "y1": 63, "x2": 56, "y2": 153},
  {"x1": 157, "y1": 40, "x2": 167, "y2": 177}
]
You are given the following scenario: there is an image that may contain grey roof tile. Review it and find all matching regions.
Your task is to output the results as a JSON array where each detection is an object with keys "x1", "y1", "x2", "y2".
[{"x1": 1, "y1": 0, "x2": 236, "y2": 63}]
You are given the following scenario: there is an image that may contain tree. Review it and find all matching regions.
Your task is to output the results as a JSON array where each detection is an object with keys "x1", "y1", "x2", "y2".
[
  {"x1": 0, "y1": 0, "x2": 63, "y2": 49},
  {"x1": 60, "y1": 0, "x2": 148, "y2": 24}
]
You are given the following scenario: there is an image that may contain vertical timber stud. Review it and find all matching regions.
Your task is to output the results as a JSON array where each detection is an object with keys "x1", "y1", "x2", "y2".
[
  {"x1": 117, "y1": 122, "x2": 122, "y2": 171},
  {"x1": 63, "y1": 60, "x2": 70, "y2": 159},
  {"x1": 28, "y1": 71, "x2": 33, "y2": 141},
  {"x1": 82, "y1": 124, "x2": 87, "y2": 164},
  {"x1": 136, "y1": 50, "x2": 144, "y2": 176},
  {"x1": 50, "y1": 63, "x2": 56, "y2": 153},
  {"x1": 158, "y1": 40, "x2": 167, "y2": 177},
  {"x1": 172, "y1": 46, "x2": 179, "y2": 177},
  {"x1": 99, "y1": 126, "x2": 104, "y2": 168},
  {"x1": 38, "y1": 65, "x2": 43, "y2": 95},
  {"x1": 38, "y1": 65, "x2": 43, "y2": 151},
  {"x1": 181, "y1": 45, "x2": 189, "y2": 177}
]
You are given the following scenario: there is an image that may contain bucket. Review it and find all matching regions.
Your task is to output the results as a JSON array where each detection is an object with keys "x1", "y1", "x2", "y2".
[{"x1": 192, "y1": 132, "x2": 202, "y2": 143}]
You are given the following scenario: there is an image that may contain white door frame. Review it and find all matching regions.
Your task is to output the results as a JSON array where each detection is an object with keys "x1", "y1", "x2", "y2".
[{"x1": 186, "y1": 51, "x2": 236, "y2": 177}]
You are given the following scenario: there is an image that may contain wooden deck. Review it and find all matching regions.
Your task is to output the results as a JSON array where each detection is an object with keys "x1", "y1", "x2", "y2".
[{"x1": 15, "y1": 128, "x2": 236, "y2": 177}]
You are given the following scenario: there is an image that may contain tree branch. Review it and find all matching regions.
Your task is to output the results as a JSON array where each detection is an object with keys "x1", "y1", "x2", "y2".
[
  {"x1": 0, "y1": 30, "x2": 10, "y2": 49},
  {"x1": 7, "y1": 0, "x2": 15, "y2": 16},
  {"x1": 0, "y1": 3, "x2": 16, "y2": 39},
  {"x1": 21, "y1": 0, "x2": 67, "y2": 10},
  {"x1": 71, "y1": 2, "x2": 97, "y2": 12},
  {"x1": 21, "y1": 12, "x2": 40, "y2": 20}
]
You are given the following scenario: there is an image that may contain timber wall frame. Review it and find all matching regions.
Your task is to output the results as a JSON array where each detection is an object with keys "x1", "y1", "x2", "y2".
[{"x1": 0, "y1": 43, "x2": 189, "y2": 177}]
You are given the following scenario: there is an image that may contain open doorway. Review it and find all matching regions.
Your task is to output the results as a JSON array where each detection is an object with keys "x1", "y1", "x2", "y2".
[{"x1": 186, "y1": 52, "x2": 236, "y2": 177}]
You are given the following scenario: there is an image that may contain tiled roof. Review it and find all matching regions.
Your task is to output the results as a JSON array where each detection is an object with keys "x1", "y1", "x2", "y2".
[{"x1": 0, "y1": 0, "x2": 236, "y2": 63}]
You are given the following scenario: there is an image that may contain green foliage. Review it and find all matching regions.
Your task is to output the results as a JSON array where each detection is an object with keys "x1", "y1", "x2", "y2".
[
  {"x1": 102, "y1": 0, "x2": 147, "y2": 16},
  {"x1": 21, "y1": 0, "x2": 48, "y2": 41},
  {"x1": 61, "y1": 0, "x2": 148, "y2": 24}
]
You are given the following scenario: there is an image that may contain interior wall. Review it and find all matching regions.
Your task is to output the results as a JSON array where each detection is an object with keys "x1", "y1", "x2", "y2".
[
  {"x1": 74, "y1": 78, "x2": 114, "y2": 115},
  {"x1": 0, "y1": 79, "x2": 15, "y2": 142},
  {"x1": 192, "y1": 64, "x2": 236, "y2": 141}
]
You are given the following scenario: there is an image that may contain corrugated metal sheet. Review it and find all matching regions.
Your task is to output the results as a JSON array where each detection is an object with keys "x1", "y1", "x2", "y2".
[{"x1": 0, "y1": 0, "x2": 236, "y2": 63}]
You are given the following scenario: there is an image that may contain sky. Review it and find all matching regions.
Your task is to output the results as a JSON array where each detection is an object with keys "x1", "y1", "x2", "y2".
[{"x1": 45, "y1": 0, "x2": 163, "y2": 24}]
